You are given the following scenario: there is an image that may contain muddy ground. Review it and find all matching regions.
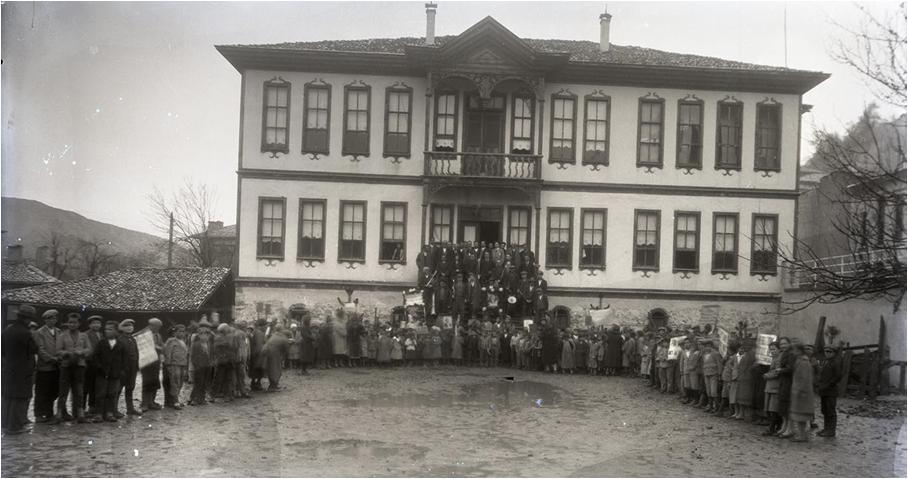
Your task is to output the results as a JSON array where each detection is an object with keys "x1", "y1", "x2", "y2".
[{"x1": 2, "y1": 367, "x2": 905, "y2": 477}]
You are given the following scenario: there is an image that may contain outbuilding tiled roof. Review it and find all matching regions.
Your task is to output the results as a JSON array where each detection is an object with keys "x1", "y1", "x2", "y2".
[
  {"x1": 244, "y1": 36, "x2": 797, "y2": 72},
  {"x1": 207, "y1": 224, "x2": 236, "y2": 239},
  {"x1": 1, "y1": 260, "x2": 60, "y2": 286},
  {"x1": 1, "y1": 267, "x2": 231, "y2": 312}
]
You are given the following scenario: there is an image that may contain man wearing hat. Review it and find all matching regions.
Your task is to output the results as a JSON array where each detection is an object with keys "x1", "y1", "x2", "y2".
[
  {"x1": 33, "y1": 309, "x2": 61, "y2": 422},
  {"x1": 116, "y1": 319, "x2": 140, "y2": 417},
  {"x1": 83, "y1": 315, "x2": 105, "y2": 415},
  {"x1": 140, "y1": 318, "x2": 165, "y2": 412},
  {"x1": 55, "y1": 312, "x2": 91, "y2": 423},
  {"x1": 2, "y1": 305, "x2": 39, "y2": 434}
]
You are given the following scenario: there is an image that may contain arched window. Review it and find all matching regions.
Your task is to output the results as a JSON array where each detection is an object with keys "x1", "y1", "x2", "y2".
[
  {"x1": 647, "y1": 308, "x2": 668, "y2": 330},
  {"x1": 552, "y1": 305, "x2": 571, "y2": 330}
]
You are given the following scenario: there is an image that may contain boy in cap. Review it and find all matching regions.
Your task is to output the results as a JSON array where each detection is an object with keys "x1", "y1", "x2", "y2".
[
  {"x1": 33, "y1": 309, "x2": 61, "y2": 422},
  {"x1": 700, "y1": 339, "x2": 721, "y2": 413},
  {"x1": 816, "y1": 345, "x2": 843, "y2": 437},
  {"x1": 163, "y1": 325, "x2": 189, "y2": 409},
  {"x1": 92, "y1": 321, "x2": 127, "y2": 422},
  {"x1": 116, "y1": 319, "x2": 140, "y2": 417},
  {"x1": 189, "y1": 320, "x2": 213, "y2": 405},
  {"x1": 54, "y1": 312, "x2": 91, "y2": 423},
  {"x1": 212, "y1": 323, "x2": 236, "y2": 401}
]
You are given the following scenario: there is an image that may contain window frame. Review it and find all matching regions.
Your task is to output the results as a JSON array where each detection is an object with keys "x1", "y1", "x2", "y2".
[
  {"x1": 711, "y1": 212, "x2": 739, "y2": 274},
  {"x1": 633, "y1": 209, "x2": 661, "y2": 271},
  {"x1": 672, "y1": 211, "x2": 701, "y2": 273},
  {"x1": 383, "y1": 85, "x2": 413, "y2": 159},
  {"x1": 256, "y1": 196, "x2": 287, "y2": 260},
  {"x1": 301, "y1": 81, "x2": 331, "y2": 155},
  {"x1": 379, "y1": 201, "x2": 407, "y2": 264},
  {"x1": 429, "y1": 204, "x2": 454, "y2": 244},
  {"x1": 675, "y1": 98, "x2": 704, "y2": 170},
  {"x1": 261, "y1": 79, "x2": 291, "y2": 154},
  {"x1": 750, "y1": 213, "x2": 779, "y2": 276},
  {"x1": 546, "y1": 207, "x2": 574, "y2": 269},
  {"x1": 715, "y1": 99, "x2": 744, "y2": 171},
  {"x1": 582, "y1": 93, "x2": 611, "y2": 166},
  {"x1": 433, "y1": 91, "x2": 459, "y2": 152},
  {"x1": 579, "y1": 208, "x2": 607, "y2": 270},
  {"x1": 338, "y1": 200, "x2": 367, "y2": 263},
  {"x1": 636, "y1": 97, "x2": 665, "y2": 168},
  {"x1": 507, "y1": 206, "x2": 532, "y2": 248},
  {"x1": 510, "y1": 94, "x2": 535, "y2": 154},
  {"x1": 297, "y1": 198, "x2": 327, "y2": 261},
  {"x1": 548, "y1": 91, "x2": 577, "y2": 165},
  {"x1": 342, "y1": 83, "x2": 372, "y2": 157},
  {"x1": 754, "y1": 101, "x2": 782, "y2": 172}
]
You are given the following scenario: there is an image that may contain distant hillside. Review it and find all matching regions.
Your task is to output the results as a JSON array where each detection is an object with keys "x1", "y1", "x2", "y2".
[{"x1": 1, "y1": 197, "x2": 169, "y2": 271}]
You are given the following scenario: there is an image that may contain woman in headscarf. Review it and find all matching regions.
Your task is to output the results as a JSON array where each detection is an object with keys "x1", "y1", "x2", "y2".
[
  {"x1": 560, "y1": 330, "x2": 575, "y2": 374},
  {"x1": 773, "y1": 337, "x2": 796, "y2": 438}
]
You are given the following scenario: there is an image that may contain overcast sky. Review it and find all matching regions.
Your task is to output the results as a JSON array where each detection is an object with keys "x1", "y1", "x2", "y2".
[{"x1": 2, "y1": 1, "x2": 903, "y2": 237}]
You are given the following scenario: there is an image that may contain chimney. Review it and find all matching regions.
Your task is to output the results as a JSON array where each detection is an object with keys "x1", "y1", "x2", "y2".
[
  {"x1": 6, "y1": 244, "x2": 23, "y2": 262},
  {"x1": 208, "y1": 220, "x2": 224, "y2": 232},
  {"x1": 425, "y1": 3, "x2": 437, "y2": 46},
  {"x1": 599, "y1": 12, "x2": 612, "y2": 52}
]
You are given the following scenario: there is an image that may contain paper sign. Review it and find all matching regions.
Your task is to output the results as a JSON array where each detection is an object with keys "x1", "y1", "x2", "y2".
[
  {"x1": 134, "y1": 329, "x2": 158, "y2": 369},
  {"x1": 523, "y1": 319, "x2": 534, "y2": 331},
  {"x1": 718, "y1": 327, "x2": 730, "y2": 357},
  {"x1": 440, "y1": 316, "x2": 453, "y2": 329},
  {"x1": 589, "y1": 308, "x2": 611, "y2": 327},
  {"x1": 403, "y1": 290, "x2": 423, "y2": 306},
  {"x1": 756, "y1": 333, "x2": 777, "y2": 365},
  {"x1": 667, "y1": 335, "x2": 686, "y2": 361}
]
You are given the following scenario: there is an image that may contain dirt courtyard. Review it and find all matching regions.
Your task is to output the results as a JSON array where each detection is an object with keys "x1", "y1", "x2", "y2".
[{"x1": 2, "y1": 367, "x2": 905, "y2": 477}]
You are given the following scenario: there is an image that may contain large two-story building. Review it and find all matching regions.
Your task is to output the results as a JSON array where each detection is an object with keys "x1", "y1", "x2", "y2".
[{"x1": 217, "y1": 8, "x2": 828, "y2": 329}]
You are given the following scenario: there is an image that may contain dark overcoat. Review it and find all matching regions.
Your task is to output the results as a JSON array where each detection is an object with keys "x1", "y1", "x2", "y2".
[{"x1": 1, "y1": 322, "x2": 38, "y2": 398}]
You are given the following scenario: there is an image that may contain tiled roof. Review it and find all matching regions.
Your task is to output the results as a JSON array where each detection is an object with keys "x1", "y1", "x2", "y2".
[
  {"x1": 207, "y1": 224, "x2": 236, "y2": 239},
  {"x1": 1, "y1": 260, "x2": 59, "y2": 286},
  {"x1": 242, "y1": 36, "x2": 797, "y2": 72},
  {"x1": 1, "y1": 267, "x2": 231, "y2": 312}
]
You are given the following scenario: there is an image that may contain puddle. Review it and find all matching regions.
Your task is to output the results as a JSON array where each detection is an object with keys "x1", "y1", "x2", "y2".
[
  {"x1": 335, "y1": 379, "x2": 563, "y2": 410},
  {"x1": 286, "y1": 438, "x2": 428, "y2": 462}
]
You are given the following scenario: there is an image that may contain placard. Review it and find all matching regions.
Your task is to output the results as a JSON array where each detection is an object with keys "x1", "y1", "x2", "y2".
[
  {"x1": 440, "y1": 315, "x2": 453, "y2": 329},
  {"x1": 523, "y1": 319, "x2": 534, "y2": 331},
  {"x1": 717, "y1": 327, "x2": 730, "y2": 357},
  {"x1": 589, "y1": 308, "x2": 611, "y2": 327},
  {"x1": 667, "y1": 335, "x2": 686, "y2": 361},
  {"x1": 403, "y1": 290, "x2": 423, "y2": 306},
  {"x1": 135, "y1": 329, "x2": 158, "y2": 369},
  {"x1": 756, "y1": 333, "x2": 777, "y2": 365}
]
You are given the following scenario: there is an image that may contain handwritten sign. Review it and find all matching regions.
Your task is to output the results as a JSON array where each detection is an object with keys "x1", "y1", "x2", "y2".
[
  {"x1": 667, "y1": 336, "x2": 686, "y2": 361},
  {"x1": 589, "y1": 308, "x2": 612, "y2": 327},
  {"x1": 756, "y1": 334, "x2": 777, "y2": 365},
  {"x1": 718, "y1": 327, "x2": 730, "y2": 357},
  {"x1": 403, "y1": 290, "x2": 423, "y2": 306},
  {"x1": 523, "y1": 319, "x2": 534, "y2": 331},
  {"x1": 135, "y1": 329, "x2": 158, "y2": 369}
]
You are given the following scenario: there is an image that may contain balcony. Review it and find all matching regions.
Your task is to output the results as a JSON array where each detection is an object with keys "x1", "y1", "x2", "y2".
[
  {"x1": 784, "y1": 249, "x2": 905, "y2": 289},
  {"x1": 424, "y1": 152, "x2": 542, "y2": 180}
]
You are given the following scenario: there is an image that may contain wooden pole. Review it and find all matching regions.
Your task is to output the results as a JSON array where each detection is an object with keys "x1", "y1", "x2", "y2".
[
  {"x1": 838, "y1": 348, "x2": 853, "y2": 397},
  {"x1": 814, "y1": 316, "x2": 826, "y2": 352},
  {"x1": 167, "y1": 212, "x2": 174, "y2": 268}
]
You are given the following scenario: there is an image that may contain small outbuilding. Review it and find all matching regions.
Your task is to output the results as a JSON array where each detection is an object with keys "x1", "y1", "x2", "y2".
[{"x1": 1, "y1": 267, "x2": 233, "y2": 331}]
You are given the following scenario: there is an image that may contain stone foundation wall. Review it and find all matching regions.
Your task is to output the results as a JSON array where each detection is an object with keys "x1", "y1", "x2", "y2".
[{"x1": 235, "y1": 284, "x2": 781, "y2": 335}]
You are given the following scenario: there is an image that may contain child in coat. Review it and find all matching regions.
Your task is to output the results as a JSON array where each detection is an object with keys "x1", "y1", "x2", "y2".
[
  {"x1": 163, "y1": 325, "x2": 189, "y2": 409},
  {"x1": 700, "y1": 340, "x2": 722, "y2": 413},
  {"x1": 656, "y1": 338, "x2": 670, "y2": 392},
  {"x1": 587, "y1": 335, "x2": 601, "y2": 375}
]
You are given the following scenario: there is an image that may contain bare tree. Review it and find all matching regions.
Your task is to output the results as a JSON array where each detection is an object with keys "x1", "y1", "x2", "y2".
[
  {"x1": 76, "y1": 238, "x2": 120, "y2": 277},
  {"x1": 41, "y1": 231, "x2": 78, "y2": 280},
  {"x1": 780, "y1": 3, "x2": 907, "y2": 314},
  {"x1": 148, "y1": 178, "x2": 219, "y2": 267}
]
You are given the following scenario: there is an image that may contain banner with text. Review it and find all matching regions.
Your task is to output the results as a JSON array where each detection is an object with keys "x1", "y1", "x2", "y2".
[{"x1": 756, "y1": 334, "x2": 778, "y2": 365}]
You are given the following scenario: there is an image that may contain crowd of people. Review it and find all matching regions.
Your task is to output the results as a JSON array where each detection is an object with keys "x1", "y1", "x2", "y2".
[
  {"x1": 1, "y1": 305, "x2": 296, "y2": 434},
  {"x1": 0, "y1": 242, "x2": 844, "y2": 444}
]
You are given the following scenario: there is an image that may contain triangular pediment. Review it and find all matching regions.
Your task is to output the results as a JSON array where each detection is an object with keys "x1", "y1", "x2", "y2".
[{"x1": 437, "y1": 16, "x2": 537, "y2": 67}]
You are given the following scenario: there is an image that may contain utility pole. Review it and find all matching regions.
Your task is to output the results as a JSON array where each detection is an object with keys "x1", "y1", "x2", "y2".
[{"x1": 167, "y1": 211, "x2": 174, "y2": 268}]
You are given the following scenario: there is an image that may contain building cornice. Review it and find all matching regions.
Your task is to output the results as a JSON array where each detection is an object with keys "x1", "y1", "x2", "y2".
[{"x1": 238, "y1": 168, "x2": 799, "y2": 199}]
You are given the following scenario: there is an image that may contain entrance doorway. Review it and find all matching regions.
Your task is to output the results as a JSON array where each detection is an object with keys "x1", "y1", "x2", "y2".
[{"x1": 458, "y1": 206, "x2": 502, "y2": 244}]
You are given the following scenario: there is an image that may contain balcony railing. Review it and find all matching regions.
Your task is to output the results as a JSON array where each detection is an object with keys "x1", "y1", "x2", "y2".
[
  {"x1": 424, "y1": 152, "x2": 542, "y2": 180},
  {"x1": 784, "y1": 249, "x2": 904, "y2": 289}
]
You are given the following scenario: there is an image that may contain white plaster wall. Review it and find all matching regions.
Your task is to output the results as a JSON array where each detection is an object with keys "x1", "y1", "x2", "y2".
[{"x1": 537, "y1": 190, "x2": 795, "y2": 294}]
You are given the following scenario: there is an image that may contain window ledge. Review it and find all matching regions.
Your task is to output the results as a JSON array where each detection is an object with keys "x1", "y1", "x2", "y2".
[
  {"x1": 714, "y1": 165, "x2": 742, "y2": 171},
  {"x1": 338, "y1": 259, "x2": 366, "y2": 264},
  {"x1": 297, "y1": 257, "x2": 325, "y2": 262},
  {"x1": 257, "y1": 256, "x2": 284, "y2": 261},
  {"x1": 676, "y1": 164, "x2": 702, "y2": 170},
  {"x1": 301, "y1": 149, "x2": 329, "y2": 156},
  {"x1": 262, "y1": 145, "x2": 289, "y2": 154},
  {"x1": 383, "y1": 152, "x2": 411, "y2": 160},
  {"x1": 379, "y1": 260, "x2": 407, "y2": 265},
  {"x1": 579, "y1": 265, "x2": 606, "y2": 271},
  {"x1": 672, "y1": 269, "x2": 699, "y2": 274},
  {"x1": 754, "y1": 167, "x2": 782, "y2": 173},
  {"x1": 548, "y1": 159, "x2": 576, "y2": 169},
  {"x1": 750, "y1": 271, "x2": 778, "y2": 277}
]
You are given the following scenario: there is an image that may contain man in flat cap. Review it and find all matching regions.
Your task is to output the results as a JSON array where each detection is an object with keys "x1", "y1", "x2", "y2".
[
  {"x1": 54, "y1": 312, "x2": 91, "y2": 423},
  {"x1": 116, "y1": 319, "x2": 140, "y2": 417},
  {"x1": 140, "y1": 318, "x2": 165, "y2": 412},
  {"x1": 2, "y1": 305, "x2": 39, "y2": 434},
  {"x1": 83, "y1": 315, "x2": 104, "y2": 416},
  {"x1": 33, "y1": 309, "x2": 61, "y2": 422}
]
